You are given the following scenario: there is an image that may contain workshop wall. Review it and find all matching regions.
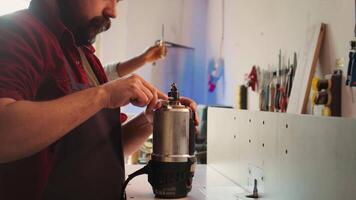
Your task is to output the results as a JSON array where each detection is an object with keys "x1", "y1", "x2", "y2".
[
  {"x1": 205, "y1": 0, "x2": 356, "y2": 117},
  {"x1": 96, "y1": 0, "x2": 128, "y2": 64},
  {"x1": 99, "y1": 0, "x2": 208, "y2": 113},
  {"x1": 99, "y1": 0, "x2": 355, "y2": 117}
]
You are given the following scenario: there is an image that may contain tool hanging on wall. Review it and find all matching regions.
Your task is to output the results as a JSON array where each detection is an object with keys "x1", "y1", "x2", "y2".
[
  {"x1": 311, "y1": 78, "x2": 333, "y2": 116},
  {"x1": 285, "y1": 53, "x2": 297, "y2": 98},
  {"x1": 258, "y1": 68, "x2": 270, "y2": 111},
  {"x1": 208, "y1": 0, "x2": 225, "y2": 93},
  {"x1": 312, "y1": 69, "x2": 342, "y2": 117},
  {"x1": 236, "y1": 85, "x2": 248, "y2": 110},
  {"x1": 280, "y1": 58, "x2": 291, "y2": 112},
  {"x1": 208, "y1": 58, "x2": 224, "y2": 92},
  {"x1": 346, "y1": 40, "x2": 356, "y2": 102},
  {"x1": 245, "y1": 65, "x2": 258, "y2": 92},
  {"x1": 279, "y1": 69, "x2": 288, "y2": 112},
  {"x1": 256, "y1": 51, "x2": 297, "y2": 112},
  {"x1": 269, "y1": 75, "x2": 275, "y2": 112},
  {"x1": 274, "y1": 50, "x2": 282, "y2": 112}
]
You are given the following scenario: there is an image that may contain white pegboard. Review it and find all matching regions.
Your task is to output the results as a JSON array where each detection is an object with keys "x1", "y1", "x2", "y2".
[{"x1": 207, "y1": 107, "x2": 356, "y2": 200}]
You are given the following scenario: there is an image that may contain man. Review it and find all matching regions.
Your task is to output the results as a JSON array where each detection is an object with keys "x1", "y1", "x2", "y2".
[{"x1": 0, "y1": 0, "x2": 198, "y2": 199}]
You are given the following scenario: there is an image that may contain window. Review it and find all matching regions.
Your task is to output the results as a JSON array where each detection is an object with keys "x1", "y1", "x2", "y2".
[{"x1": 0, "y1": 1, "x2": 30, "y2": 16}]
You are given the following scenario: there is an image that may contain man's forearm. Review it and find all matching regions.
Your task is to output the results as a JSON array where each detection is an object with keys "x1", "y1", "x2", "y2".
[
  {"x1": 0, "y1": 87, "x2": 108, "y2": 163},
  {"x1": 121, "y1": 112, "x2": 152, "y2": 157},
  {"x1": 116, "y1": 55, "x2": 146, "y2": 77}
]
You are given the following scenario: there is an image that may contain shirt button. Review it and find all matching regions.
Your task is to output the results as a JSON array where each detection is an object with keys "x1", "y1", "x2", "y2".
[{"x1": 76, "y1": 60, "x2": 80, "y2": 65}]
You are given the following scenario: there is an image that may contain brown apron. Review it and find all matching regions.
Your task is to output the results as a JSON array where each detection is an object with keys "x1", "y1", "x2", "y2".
[{"x1": 43, "y1": 62, "x2": 125, "y2": 200}]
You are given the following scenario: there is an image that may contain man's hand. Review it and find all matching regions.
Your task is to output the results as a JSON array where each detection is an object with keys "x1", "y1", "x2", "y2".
[
  {"x1": 0, "y1": 75, "x2": 167, "y2": 162},
  {"x1": 100, "y1": 74, "x2": 168, "y2": 109},
  {"x1": 122, "y1": 96, "x2": 199, "y2": 156},
  {"x1": 141, "y1": 43, "x2": 167, "y2": 63},
  {"x1": 110, "y1": 43, "x2": 167, "y2": 79},
  {"x1": 178, "y1": 97, "x2": 199, "y2": 127}
]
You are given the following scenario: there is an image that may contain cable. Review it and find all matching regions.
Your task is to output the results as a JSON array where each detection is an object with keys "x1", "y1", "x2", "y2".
[
  {"x1": 120, "y1": 164, "x2": 150, "y2": 200},
  {"x1": 219, "y1": 0, "x2": 225, "y2": 59}
]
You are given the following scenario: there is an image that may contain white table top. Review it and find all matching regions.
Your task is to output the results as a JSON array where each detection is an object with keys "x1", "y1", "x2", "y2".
[{"x1": 125, "y1": 165, "x2": 250, "y2": 200}]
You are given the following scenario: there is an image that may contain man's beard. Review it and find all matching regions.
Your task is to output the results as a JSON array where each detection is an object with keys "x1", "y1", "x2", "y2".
[
  {"x1": 75, "y1": 16, "x2": 111, "y2": 45},
  {"x1": 57, "y1": 1, "x2": 111, "y2": 46}
]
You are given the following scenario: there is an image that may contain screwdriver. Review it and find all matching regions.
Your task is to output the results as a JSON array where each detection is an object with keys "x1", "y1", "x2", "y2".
[{"x1": 160, "y1": 24, "x2": 166, "y2": 59}]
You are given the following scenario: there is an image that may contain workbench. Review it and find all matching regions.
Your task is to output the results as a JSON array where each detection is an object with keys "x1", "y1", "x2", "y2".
[
  {"x1": 207, "y1": 107, "x2": 356, "y2": 200},
  {"x1": 126, "y1": 107, "x2": 356, "y2": 199},
  {"x1": 125, "y1": 165, "x2": 251, "y2": 200}
]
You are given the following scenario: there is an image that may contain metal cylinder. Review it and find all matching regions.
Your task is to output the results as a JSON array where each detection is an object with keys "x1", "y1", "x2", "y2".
[
  {"x1": 152, "y1": 102, "x2": 195, "y2": 163},
  {"x1": 148, "y1": 83, "x2": 196, "y2": 199}
]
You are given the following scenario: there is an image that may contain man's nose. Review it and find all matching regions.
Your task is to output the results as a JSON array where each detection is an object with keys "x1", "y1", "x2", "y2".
[{"x1": 103, "y1": 1, "x2": 117, "y2": 18}]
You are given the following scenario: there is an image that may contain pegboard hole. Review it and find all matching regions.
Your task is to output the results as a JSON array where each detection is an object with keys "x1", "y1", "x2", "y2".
[
  {"x1": 285, "y1": 149, "x2": 288, "y2": 154},
  {"x1": 286, "y1": 124, "x2": 289, "y2": 128},
  {"x1": 234, "y1": 135, "x2": 237, "y2": 139},
  {"x1": 249, "y1": 119, "x2": 252, "y2": 123},
  {"x1": 262, "y1": 121, "x2": 265, "y2": 125},
  {"x1": 262, "y1": 143, "x2": 265, "y2": 147},
  {"x1": 234, "y1": 116, "x2": 237, "y2": 120},
  {"x1": 249, "y1": 139, "x2": 251, "y2": 143}
]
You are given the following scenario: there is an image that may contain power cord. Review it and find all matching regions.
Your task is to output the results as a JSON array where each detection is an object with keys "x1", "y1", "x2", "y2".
[{"x1": 120, "y1": 164, "x2": 150, "y2": 200}]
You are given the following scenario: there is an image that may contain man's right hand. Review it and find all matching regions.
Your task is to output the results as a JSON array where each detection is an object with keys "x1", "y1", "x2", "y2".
[{"x1": 100, "y1": 74, "x2": 168, "y2": 110}]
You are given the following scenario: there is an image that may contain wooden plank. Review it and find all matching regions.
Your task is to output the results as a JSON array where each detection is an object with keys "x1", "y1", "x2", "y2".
[
  {"x1": 287, "y1": 23, "x2": 326, "y2": 114},
  {"x1": 301, "y1": 23, "x2": 326, "y2": 114}
]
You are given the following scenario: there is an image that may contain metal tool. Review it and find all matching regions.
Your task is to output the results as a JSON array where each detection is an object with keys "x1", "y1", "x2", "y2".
[
  {"x1": 286, "y1": 53, "x2": 297, "y2": 98},
  {"x1": 274, "y1": 50, "x2": 282, "y2": 112},
  {"x1": 161, "y1": 24, "x2": 164, "y2": 42},
  {"x1": 246, "y1": 179, "x2": 259, "y2": 199},
  {"x1": 279, "y1": 65, "x2": 288, "y2": 112},
  {"x1": 121, "y1": 83, "x2": 196, "y2": 199},
  {"x1": 160, "y1": 24, "x2": 166, "y2": 59},
  {"x1": 149, "y1": 83, "x2": 196, "y2": 198},
  {"x1": 346, "y1": 41, "x2": 356, "y2": 102}
]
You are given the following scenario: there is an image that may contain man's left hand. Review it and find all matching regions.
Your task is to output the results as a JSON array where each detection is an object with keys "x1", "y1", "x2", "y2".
[
  {"x1": 142, "y1": 43, "x2": 167, "y2": 63},
  {"x1": 178, "y1": 97, "x2": 199, "y2": 127}
]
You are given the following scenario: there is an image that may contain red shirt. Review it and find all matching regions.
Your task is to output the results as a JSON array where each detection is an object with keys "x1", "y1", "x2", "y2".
[{"x1": 0, "y1": 0, "x2": 108, "y2": 199}]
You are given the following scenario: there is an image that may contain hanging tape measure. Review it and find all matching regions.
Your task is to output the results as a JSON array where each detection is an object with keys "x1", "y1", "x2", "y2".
[
  {"x1": 312, "y1": 77, "x2": 332, "y2": 92},
  {"x1": 312, "y1": 90, "x2": 332, "y2": 106}
]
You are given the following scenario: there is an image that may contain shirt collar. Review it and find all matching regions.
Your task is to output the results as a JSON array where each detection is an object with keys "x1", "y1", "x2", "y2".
[{"x1": 82, "y1": 45, "x2": 96, "y2": 54}]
